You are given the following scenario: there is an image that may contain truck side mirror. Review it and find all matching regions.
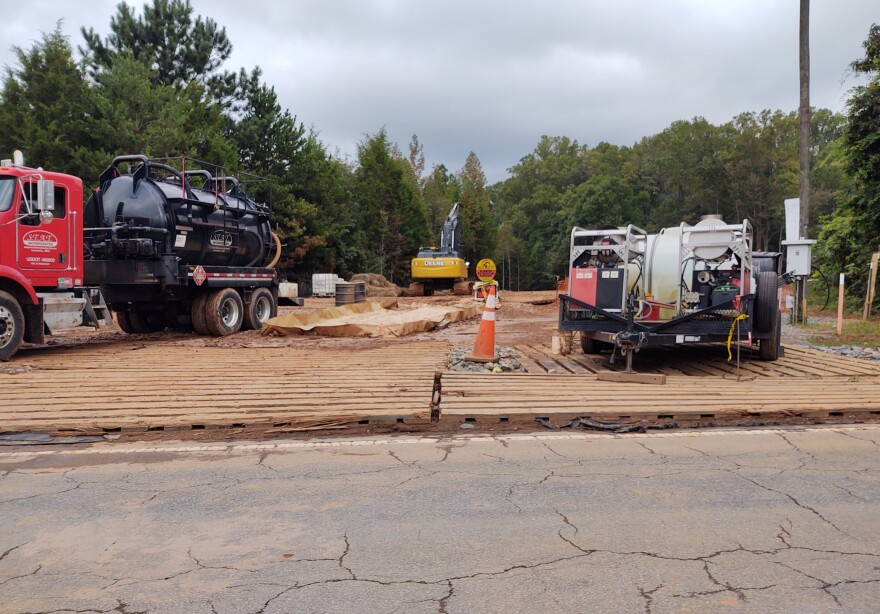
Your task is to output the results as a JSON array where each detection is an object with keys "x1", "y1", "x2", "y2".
[
  {"x1": 37, "y1": 179, "x2": 55, "y2": 212},
  {"x1": 36, "y1": 179, "x2": 54, "y2": 223}
]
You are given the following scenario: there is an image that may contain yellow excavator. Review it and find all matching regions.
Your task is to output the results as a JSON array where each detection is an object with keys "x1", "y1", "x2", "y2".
[{"x1": 409, "y1": 203, "x2": 473, "y2": 296}]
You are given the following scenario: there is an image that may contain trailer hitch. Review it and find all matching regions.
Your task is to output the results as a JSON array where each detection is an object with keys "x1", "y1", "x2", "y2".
[{"x1": 610, "y1": 293, "x2": 646, "y2": 373}]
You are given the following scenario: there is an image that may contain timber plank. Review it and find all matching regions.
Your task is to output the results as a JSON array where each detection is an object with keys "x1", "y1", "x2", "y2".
[
  {"x1": 0, "y1": 342, "x2": 449, "y2": 435},
  {"x1": 437, "y1": 370, "x2": 880, "y2": 422}
]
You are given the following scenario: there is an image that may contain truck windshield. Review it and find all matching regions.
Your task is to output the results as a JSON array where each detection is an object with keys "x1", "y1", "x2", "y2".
[{"x1": 0, "y1": 177, "x2": 14, "y2": 212}]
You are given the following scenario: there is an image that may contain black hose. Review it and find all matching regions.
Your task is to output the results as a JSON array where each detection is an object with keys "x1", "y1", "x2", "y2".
[{"x1": 812, "y1": 265, "x2": 831, "y2": 311}]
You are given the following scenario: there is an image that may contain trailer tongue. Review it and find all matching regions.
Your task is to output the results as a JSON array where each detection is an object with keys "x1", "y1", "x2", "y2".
[{"x1": 558, "y1": 217, "x2": 782, "y2": 371}]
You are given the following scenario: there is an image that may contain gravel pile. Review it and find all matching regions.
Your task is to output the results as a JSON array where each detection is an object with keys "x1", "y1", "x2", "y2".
[
  {"x1": 807, "y1": 345, "x2": 880, "y2": 360},
  {"x1": 448, "y1": 346, "x2": 525, "y2": 373},
  {"x1": 782, "y1": 318, "x2": 880, "y2": 361}
]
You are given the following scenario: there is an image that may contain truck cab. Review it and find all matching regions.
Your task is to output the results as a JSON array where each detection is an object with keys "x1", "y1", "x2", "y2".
[{"x1": 0, "y1": 153, "x2": 108, "y2": 360}]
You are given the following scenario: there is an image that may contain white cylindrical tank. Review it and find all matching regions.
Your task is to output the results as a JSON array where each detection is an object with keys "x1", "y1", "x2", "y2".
[{"x1": 644, "y1": 227, "x2": 690, "y2": 313}]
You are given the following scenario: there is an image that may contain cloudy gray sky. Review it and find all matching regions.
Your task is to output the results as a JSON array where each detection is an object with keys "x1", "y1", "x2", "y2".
[{"x1": 1, "y1": 0, "x2": 876, "y2": 183}]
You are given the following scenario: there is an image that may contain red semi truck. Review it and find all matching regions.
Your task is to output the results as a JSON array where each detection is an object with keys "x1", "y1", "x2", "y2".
[{"x1": 0, "y1": 152, "x2": 280, "y2": 361}]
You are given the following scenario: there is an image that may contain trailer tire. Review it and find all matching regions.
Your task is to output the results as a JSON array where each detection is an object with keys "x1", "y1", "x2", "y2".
[
  {"x1": 129, "y1": 311, "x2": 166, "y2": 333},
  {"x1": 164, "y1": 303, "x2": 192, "y2": 329},
  {"x1": 116, "y1": 311, "x2": 137, "y2": 334},
  {"x1": 755, "y1": 271, "x2": 779, "y2": 333},
  {"x1": 759, "y1": 312, "x2": 781, "y2": 361},
  {"x1": 243, "y1": 288, "x2": 275, "y2": 330},
  {"x1": 191, "y1": 294, "x2": 210, "y2": 335},
  {"x1": 580, "y1": 333, "x2": 611, "y2": 354},
  {"x1": 0, "y1": 291, "x2": 25, "y2": 361},
  {"x1": 205, "y1": 289, "x2": 244, "y2": 336}
]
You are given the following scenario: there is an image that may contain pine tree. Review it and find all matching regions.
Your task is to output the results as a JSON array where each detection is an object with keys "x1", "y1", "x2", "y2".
[
  {"x1": 80, "y1": 0, "x2": 250, "y2": 108},
  {"x1": 353, "y1": 130, "x2": 429, "y2": 282},
  {"x1": 0, "y1": 25, "x2": 100, "y2": 183},
  {"x1": 456, "y1": 152, "x2": 496, "y2": 269}
]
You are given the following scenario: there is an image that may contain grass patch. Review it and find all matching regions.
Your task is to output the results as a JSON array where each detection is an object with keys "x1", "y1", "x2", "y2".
[{"x1": 798, "y1": 318, "x2": 880, "y2": 347}]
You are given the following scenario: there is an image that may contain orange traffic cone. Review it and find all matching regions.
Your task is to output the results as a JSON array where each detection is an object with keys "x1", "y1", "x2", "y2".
[{"x1": 467, "y1": 283, "x2": 500, "y2": 363}]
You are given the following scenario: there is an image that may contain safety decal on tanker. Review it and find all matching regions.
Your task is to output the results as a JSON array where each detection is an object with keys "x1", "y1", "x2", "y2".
[
  {"x1": 192, "y1": 265, "x2": 207, "y2": 286},
  {"x1": 22, "y1": 230, "x2": 58, "y2": 250}
]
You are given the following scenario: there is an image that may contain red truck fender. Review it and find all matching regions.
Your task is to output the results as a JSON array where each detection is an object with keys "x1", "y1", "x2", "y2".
[{"x1": 0, "y1": 265, "x2": 40, "y2": 305}]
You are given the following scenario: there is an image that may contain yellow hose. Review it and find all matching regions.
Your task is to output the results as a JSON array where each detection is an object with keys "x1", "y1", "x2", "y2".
[
  {"x1": 266, "y1": 231, "x2": 282, "y2": 268},
  {"x1": 726, "y1": 314, "x2": 749, "y2": 361}
]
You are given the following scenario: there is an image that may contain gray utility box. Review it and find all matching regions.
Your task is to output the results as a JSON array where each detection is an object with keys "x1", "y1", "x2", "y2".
[{"x1": 781, "y1": 240, "x2": 816, "y2": 277}]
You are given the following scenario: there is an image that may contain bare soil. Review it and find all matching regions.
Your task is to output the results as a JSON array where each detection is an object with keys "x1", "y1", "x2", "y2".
[{"x1": 19, "y1": 290, "x2": 561, "y2": 355}]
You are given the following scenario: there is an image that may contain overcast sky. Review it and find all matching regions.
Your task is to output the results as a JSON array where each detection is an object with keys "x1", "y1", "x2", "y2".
[{"x1": 1, "y1": 0, "x2": 876, "y2": 183}]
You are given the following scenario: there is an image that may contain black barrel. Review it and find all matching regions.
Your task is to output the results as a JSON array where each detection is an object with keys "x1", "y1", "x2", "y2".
[
  {"x1": 335, "y1": 282, "x2": 356, "y2": 306},
  {"x1": 354, "y1": 281, "x2": 367, "y2": 303}
]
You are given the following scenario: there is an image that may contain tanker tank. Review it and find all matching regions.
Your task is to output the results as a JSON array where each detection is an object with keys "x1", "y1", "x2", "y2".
[{"x1": 83, "y1": 155, "x2": 274, "y2": 268}]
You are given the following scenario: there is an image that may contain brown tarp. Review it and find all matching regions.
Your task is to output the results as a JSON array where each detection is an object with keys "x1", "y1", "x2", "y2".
[{"x1": 261, "y1": 299, "x2": 482, "y2": 338}]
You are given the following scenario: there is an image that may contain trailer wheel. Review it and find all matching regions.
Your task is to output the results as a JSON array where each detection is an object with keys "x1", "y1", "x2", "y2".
[
  {"x1": 243, "y1": 288, "x2": 275, "y2": 330},
  {"x1": 191, "y1": 294, "x2": 210, "y2": 335},
  {"x1": 116, "y1": 311, "x2": 137, "y2": 334},
  {"x1": 759, "y1": 312, "x2": 781, "y2": 361},
  {"x1": 205, "y1": 289, "x2": 244, "y2": 336},
  {"x1": 755, "y1": 271, "x2": 779, "y2": 333},
  {"x1": 0, "y1": 291, "x2": 25, "y2": 361},
  {"x1": 581, "y1": 334, "x2": 598, "y2": 354},
  {"x1": 164, "y1": 303, "x2": 192, "y2": 329},
  {"x1": 128, "y1": 311, "x2": 166, "y2": 333}
]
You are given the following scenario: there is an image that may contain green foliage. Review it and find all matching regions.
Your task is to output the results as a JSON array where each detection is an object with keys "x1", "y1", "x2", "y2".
[
  {"x1": 820, "y1": 23, "x2": 880, "y2": 300},
  {"x1": 456, "y1": 152, "x2": 495, "y2": 269},
  {"x1": 0, "y1": 26, "x2": 102, "y2": 185},
  {"x1": 90, "y1": 56, "x2": 230, "y2": 163},
  {"x1": 422, "y1": 164, "x2": 456, "y2": 238},
  {"x1": 287, "y1": 134, "x2": 356, "y2": 280},
  {"x1": 80, "y1": 0, "x2": 245, "y2": 107},
  {"x1": 352, "y1": 130, "x2": 429, "y2": 284},
  {"x1": 493, "y1": 109, "x2": 847, "y2": 289}
]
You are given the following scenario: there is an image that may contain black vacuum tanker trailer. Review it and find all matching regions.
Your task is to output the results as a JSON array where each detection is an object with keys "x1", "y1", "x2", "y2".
[
  {"x1": 558, "y1": 216, "x2": 783, "y2": 370},
  {"x1": 83, "y1": 155, "x2": 281, "y2": 336}
]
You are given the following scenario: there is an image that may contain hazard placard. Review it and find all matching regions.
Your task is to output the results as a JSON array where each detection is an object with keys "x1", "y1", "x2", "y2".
[
  {"x1": 193, "y1": 265, "x2": 207, "y2": 286},
  {"x1": 475, "y1": 258, "x2": 496, "y2": 281}
]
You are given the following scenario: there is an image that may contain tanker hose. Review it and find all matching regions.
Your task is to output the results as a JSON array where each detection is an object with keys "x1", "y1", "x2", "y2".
[{"x1": 266, "y1": 231, "x2": 282, "y2": 268}]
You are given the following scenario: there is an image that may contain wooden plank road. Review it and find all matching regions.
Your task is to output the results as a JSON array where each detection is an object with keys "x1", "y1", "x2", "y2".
[
  {"x1": 4, "y1": 337, "x2": 878, "y2": 436},
  {"x1": 439, "y1": 344, "x2": 880, "y2": 424},
  {"x1": 438, "y1": 372, "x2": 880, "y2": 424},
  {"x1": 0, "y1": 341, "x2": 449, "y2": 435},
  {"x1": 516, "y1": 343, "x2": 880, "y2": 378}
]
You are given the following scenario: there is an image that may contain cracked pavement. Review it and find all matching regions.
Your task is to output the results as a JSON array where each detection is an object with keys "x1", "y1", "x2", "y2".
[{"x1": 1, "y1": 426, "x2": 880, "y2": 613}]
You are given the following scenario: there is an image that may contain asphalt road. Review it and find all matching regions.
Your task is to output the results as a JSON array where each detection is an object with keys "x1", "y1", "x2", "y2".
[{"x1": 2, "y1": 426, "x2": 880, "y2": 613}]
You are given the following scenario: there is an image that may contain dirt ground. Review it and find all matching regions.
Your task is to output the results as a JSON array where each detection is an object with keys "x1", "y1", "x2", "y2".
[
  {"x1": 17, "y1": 290, "x2": 560, "y2": 356},
  {"x1": 12, "y1": 289, "x2": 837, "y2": 363}
]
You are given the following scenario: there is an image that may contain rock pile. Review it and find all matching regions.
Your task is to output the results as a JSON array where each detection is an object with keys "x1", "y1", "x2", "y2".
[
  {"x1": 448, "y1": 346, "x2": 525, "y2": 373},
  {"x1": 808, "y1": 345, "x2": 880, "y2": 361}
]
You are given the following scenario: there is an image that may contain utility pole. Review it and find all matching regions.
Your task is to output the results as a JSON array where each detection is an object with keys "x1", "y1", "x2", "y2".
[
  {"x1": 798, "y1": 0, "x2": 810, "y2": 238},
  {"x1": 796, "y1": 0, "x2": 811, "y2": 321}
]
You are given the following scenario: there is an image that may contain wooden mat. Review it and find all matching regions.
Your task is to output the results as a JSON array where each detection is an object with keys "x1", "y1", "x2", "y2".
[{"x1": 0, "y1": 341, "x2": 448, "y2": 435}]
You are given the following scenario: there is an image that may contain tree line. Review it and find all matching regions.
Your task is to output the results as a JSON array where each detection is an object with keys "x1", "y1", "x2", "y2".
[{"x1": 1, "y1": 1, "x2": 878, "y2": 301}]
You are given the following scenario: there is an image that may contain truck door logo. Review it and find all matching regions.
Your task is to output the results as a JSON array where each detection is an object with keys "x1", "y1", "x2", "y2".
[
  {"x1": 210, "y1": 231, "x2": 233, "y2": 248},
  {"x1": 22, "y1": 230, "x2": 58, "y2": 249}
]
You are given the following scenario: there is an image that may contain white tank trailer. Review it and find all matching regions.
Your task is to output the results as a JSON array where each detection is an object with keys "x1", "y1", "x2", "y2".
[{"x1": 559, "y1": 217, "x2": 782, "y2": 369}]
